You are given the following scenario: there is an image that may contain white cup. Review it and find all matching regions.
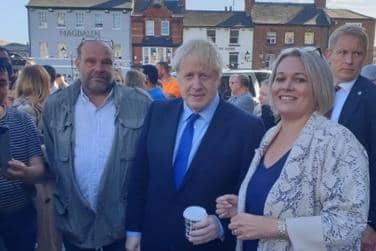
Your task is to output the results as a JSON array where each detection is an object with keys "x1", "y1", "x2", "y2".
[{"x1": 183, "y1": 206, "x2": 208, "y2": 238}]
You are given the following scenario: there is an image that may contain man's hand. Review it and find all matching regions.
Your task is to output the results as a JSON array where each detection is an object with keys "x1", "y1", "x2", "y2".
[
  {"x1": 361, "y1": 225, "x2": 376, "y2": 251},
  {"x1": 4, "y1": 157, "x2": 45, "y2": 183},
  {"x1": 188, "y1": 215, "x2": 220, "y2": 245},
  {"x1": 216, "y1": 194, "x2": 238, "y2": 219},
  {"x1": 125, "y1": 235, "x2": 141, "y2": 251}
]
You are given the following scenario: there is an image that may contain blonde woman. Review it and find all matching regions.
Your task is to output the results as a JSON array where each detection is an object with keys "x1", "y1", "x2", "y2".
[
  {"x1": 14, "y1": 65, "x2": 49, "y2": 133},
  {"x1": 13, "y1": 64, "x2": 61, "y2": 251},
  {"x1": 216, "y1": 47, "x2": 369, "y2": 250}
]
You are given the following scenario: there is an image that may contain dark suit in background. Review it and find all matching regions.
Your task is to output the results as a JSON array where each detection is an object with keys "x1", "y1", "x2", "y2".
[
  {"x1": 126, "y1": 99, "x2": 264, "y2": 251},
  {"x1": 337, "y1": 76, "x2": 376, "y2": 229}
]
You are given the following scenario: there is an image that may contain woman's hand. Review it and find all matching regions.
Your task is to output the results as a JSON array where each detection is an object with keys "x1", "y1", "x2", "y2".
[
  {"x1": 229, "y1": 213, "x2": 278, "y2": 240},
  {"x1": 216, "y1": 194, "x2": 238, "y2": 219}
]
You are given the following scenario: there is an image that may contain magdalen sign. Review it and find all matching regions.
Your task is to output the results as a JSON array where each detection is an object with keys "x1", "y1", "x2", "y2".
[{"x1": 59, "y1": 30, "x2": 101, "y2": 38}]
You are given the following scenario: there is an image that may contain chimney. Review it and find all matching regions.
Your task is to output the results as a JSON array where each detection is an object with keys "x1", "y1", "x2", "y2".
[
  {"x1": 314, "y1": 0, "x2": 326, "y2": 9},
  {"x1": 178, "y1": 0, "x2": 185, "y2": 9},
  {"x1": 245, "y1": 0, "x2": 255, "y2": 16}
]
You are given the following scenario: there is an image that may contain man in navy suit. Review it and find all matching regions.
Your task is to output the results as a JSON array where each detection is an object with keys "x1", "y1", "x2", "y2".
[
  {"x1": 326, "y1": 24, "x2": 376, "y2": 250},
  {"x1": 125, "y1": 39, "x2": 265, "y2": 251}
]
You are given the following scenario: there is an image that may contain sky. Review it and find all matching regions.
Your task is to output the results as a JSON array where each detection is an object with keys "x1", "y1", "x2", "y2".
[{"x1": 1, "y1": 0, "x2": 376, "y2": 44}]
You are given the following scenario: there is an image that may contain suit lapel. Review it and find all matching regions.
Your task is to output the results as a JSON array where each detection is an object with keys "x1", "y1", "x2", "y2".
[
  {"x1": 177, "y1": 100, "x2": 226, "y2": 191},
  {"x1": 338, "y1": 77, "x2": 363, "y2": 126},
  {"x1": 163, "y1": 100, "x2": 183, "y2": 190}
]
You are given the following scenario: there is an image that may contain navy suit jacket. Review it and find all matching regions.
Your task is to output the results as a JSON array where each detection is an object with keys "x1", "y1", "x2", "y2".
[
  {"x1": 126, "y1": 98, "x2": 265, "y2": 251},
  {"x1": 338, "y1": 75, "x2": 376, "y2": 229}
]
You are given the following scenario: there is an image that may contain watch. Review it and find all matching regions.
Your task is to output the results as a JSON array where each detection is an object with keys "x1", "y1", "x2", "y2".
[{"x1": 277, "y1": 218, "x2": 288, "y2": 239}]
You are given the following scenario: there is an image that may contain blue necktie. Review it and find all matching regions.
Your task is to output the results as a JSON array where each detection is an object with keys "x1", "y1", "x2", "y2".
[{"x1": 173, "y1": 113, "x2": 200, "y2": 188}]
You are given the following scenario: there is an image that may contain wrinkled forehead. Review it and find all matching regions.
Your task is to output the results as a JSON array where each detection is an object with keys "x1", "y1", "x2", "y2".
[
  {"x1": 179, "y1": 55, "x2": 219, "y2": 75},
  {"x1": 335, "y1": 34, "x2": 366, "y2": 51}
]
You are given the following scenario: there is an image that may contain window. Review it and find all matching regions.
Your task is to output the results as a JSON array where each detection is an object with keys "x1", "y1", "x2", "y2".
[
  {"x1": 39, "y1": 11, "x2": 47, "y2": 28},
  {"x1": 143, "y1": 47, "x2": 150, "y2": 64},
  {"x1": 40, "y1": 42, "x2": 48, "y2": 58},
  {"x1": 145, "y1": 20, "x2": 155, "y2": 36},
  {"x1": 95, "y1": 14, "x2": 104, "y2": 28},
  {"x1": 304, "y1": 32, "x2": 314, "y2": 45},
  {"x1": 284, "y1": 32, "x2": 294, "y2": 44},
  {"x1": 57, "y1": 43, "x2": 67, "y2": 58},
  {"x1": 230, "y1": 29, "x2": 239, "y2": 44},
  {"x1": 265, "y1": 54, "x2": 275, "y2": 69},
  {"x1": 113, "y1": 13, "x2": 121, "y2": 29},
  {"x1": 266, "y1": 32, "x2": 277, "y2": 45},
  {"x1": 161, "y1": 20, "x2": 170, "y2": 36},
  {"x1": 113, "y1": 44, "x2": 122, "y2": 58},
  {"x1": 142, "y1": 47, "x2": 173, "y2": 64},
  {"x1": 57, "y1": 12, "x2": 65, "y2": 28},
  {"x1": 76, "y1": 12, "x2": 84, "y2": 28},
  {"x1": 207, "y1": 29, "x2": 216, "y2": 43},
  {"x1": 229, "y1": 52, "x2": 239, "y2": 69}
]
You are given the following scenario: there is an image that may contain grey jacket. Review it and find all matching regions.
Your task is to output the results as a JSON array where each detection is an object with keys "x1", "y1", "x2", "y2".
[{"x1": 42, "y1": 81, "x2": 151, "y2": 248}]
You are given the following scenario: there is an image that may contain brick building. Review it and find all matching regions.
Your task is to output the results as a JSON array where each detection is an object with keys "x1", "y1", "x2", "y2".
[
  {"x1": 183, "y1": 10, "x2": 253, "y2": 69},
  {"x1": 246, "y1": 0, "x2": 375, "y2": 69},
  {"x1": 131, "y1": 0, "x2": 184, "y2": 65}
]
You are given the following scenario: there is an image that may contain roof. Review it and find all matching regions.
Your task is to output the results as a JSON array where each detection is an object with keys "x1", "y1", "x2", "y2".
[
  {"x1": 139, "y1": 36, "x2": 177, "y2": 47},
  {"x1": 324, "y1": 9, "x2": 374, "y2": 20},
  {"x1": 27, "y1": 0, "x2": 132, "y2": 10},
  {"x1": 184, "y1": 10, "x2": 253, "y2": 28},
  {"x1": 251, "y1": 2, "x2": 330, "y2": 26},
  {"x1": 133, "y1": 0, "x2": 184, "y2": 14}
]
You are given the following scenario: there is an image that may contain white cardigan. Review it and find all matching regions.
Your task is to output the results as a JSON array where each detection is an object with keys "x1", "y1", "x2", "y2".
[{"x1": 236, "y1": 112, "x2": 369, "y2": 251}]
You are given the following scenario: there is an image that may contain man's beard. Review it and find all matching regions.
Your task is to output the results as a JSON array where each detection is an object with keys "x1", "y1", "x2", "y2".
[{"x1": 81, "y1": 74, "x2": 113, "y2": 95}]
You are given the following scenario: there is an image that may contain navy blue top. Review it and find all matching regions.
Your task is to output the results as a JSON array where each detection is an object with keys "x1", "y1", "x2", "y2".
[
  {"x1": 148, "y1": 86, "x2": 166, "y2": 101},
  {"x1": 243, "y1": 151, "x2": 290, "y2": 251}
]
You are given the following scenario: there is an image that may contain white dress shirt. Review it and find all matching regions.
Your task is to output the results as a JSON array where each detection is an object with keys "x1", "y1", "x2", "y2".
[
  {"x1": 74, "y1": 89, "x2": 115, "y2": 210},
  {"x1": 330, "y1": 79, "x2": 356, "y2": 122}
]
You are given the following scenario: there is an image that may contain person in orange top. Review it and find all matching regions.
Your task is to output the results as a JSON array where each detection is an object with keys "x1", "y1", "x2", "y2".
[{"x1": 157, "y1": 61, "x2": 181, "y2": 99}]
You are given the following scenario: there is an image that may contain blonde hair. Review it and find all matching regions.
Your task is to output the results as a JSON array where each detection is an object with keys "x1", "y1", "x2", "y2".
[
  {"x1": 172, "y1": 39, "x2": 223, "y2": 77},
  {"x1": 270, "y1": 47, "x2": 334, "y2": 115},
  {"x1": 15, "y1": 65, "x2": 50, "y2": 107},
  {"x1": 328, "y1": 24, "x2": 368, "y2": 51},
  {"x1": 113, "y1": 68, "x2": 125, "y2": 85}
]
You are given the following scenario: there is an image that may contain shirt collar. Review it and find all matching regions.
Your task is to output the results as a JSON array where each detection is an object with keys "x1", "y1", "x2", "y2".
[
  {"x1": 78, "y1": 87, "x2": 114, "y2": 107},
  {"x1": 338, "y1": 79, "x2": 356, "y2": 93},
  {"x1": 182, "y1": 92, "x2": 220, "y2": 123}
]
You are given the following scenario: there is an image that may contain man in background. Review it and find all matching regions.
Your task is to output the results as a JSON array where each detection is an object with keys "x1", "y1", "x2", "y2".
[
  {"x1": 326, "y1": 24, "x2": 376, "y2": 250},
  {"x1": 157, "y1": 61, "x2": 180, "y2": 99},
  {"x1": 227, "y1": 74, "x2": 256, "y2": 114}
]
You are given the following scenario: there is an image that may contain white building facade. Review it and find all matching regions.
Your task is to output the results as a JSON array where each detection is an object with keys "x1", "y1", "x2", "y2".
[
  {"x1": 183, "y1": 10, "x2": 254, "y2": 69},
  {"x1": 27, "y1": 0, "x2": 132, "y2": 82}
]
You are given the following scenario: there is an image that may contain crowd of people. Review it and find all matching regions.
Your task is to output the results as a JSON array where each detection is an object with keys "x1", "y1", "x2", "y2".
[{"x1": 0, "y1": 23, "x2": 376, "y2": 251}]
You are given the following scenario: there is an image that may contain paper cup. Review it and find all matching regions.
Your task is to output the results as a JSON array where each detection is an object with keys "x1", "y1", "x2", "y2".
[{"x1": 183, "y1": 206, "x2": 208, "y2": 238}]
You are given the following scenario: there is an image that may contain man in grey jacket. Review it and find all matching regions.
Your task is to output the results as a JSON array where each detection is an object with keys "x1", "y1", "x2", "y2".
[
  {"x1": 42, "y1": 40, "x2": 151, "y2": 250},
  {"x1": 227, "y1": 74, "x2": 256, "y2": 114}
]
